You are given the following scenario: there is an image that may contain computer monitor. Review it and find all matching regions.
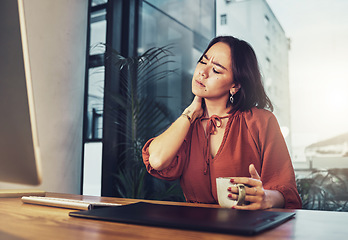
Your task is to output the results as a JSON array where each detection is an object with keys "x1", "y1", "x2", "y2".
[{"x1": 0, "y1": 0, "x2": 42, "y2": 185}]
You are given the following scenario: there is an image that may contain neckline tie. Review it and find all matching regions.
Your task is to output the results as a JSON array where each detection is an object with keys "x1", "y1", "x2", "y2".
[{"x1": 200, "y1": 115, "x2": 230, "y2": 174}]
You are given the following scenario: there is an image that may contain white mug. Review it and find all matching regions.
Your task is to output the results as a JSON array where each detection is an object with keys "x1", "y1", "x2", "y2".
[{"x1": 216, "y1": 177, "x2": 246, "y2": 208}]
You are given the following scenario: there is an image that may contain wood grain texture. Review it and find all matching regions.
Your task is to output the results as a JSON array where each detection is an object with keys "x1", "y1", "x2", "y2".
[{"x1": 0, "y1": 193, "x2": 347, "y2": 239}]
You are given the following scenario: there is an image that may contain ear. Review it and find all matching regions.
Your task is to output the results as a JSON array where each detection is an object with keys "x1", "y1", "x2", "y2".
[{"x1": 229, "y1": 82, "x2": 241, "y2": 95}]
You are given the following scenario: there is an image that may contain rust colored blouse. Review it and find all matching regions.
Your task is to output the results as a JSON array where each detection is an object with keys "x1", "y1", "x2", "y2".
[{"x1": 142, "y1": 108, "x2": 302, "y2": 209}]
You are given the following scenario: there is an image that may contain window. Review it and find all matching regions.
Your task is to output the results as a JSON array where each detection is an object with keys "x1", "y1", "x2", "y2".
[
  {"x1": 82, "y1": 0, "x2": 108, "y2": 196},
  {"x1": 85, "y1": 2, "x2": 107, "y2": 141},
  {"x1": 265, "y1": 35, "x2": 270, "y2": 48},
  {"x1": 266, "y1": 57, "x2": 271, "y2": 71},
  {"x1": 221, "y1": 14, "x2": 227, "y2": 25},
  {"x1": 83, "y1": 0, "x2": 216, "y2": 198},
  {"x1": 264, "y1": 14, "x2": 270, "y2": 26}
]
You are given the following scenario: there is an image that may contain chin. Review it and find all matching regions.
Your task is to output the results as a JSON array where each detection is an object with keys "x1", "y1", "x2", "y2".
[
  {"x1": 194, "y1": 89, "x2": 208, "y2": 97},
  {"x1": 192, "y1": 88, "x2": 202, "y2": 97}
]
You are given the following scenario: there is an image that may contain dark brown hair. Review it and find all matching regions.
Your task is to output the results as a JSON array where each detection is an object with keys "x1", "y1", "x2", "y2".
[{"x1": 199, "y1": 36, "x2": 273, "y2": 113}]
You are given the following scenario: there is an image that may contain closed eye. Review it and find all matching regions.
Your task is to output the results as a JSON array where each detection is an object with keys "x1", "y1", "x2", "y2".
[
  {"x1": 199, "y1": 60, "x2": 207, "y2": 65},
  {"x1": 213, "y1": 68, "x2": 221, "y2": 74},
  {"x1": 199, "y1": 60, "x2": 221, "y2": 74}
]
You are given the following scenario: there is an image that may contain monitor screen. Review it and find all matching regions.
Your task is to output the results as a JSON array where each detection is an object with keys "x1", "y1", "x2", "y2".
[{"x1": 0, "y1": 0, "x2": 42, "y2": 185}]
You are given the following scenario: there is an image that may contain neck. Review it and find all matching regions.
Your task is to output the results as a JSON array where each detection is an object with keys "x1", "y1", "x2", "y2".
[{"x1": 204, "y1": 98, "x2": 232, "y2": 118}]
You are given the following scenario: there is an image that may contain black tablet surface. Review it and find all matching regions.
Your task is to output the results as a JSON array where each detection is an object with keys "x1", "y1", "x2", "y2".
[{"x1": 69, "y1": 202, "x2": 295, "y2": 236}]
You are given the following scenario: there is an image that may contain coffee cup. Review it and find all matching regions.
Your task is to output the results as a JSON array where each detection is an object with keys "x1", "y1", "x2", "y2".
[{"x1": 216, "y1": 177, "x2": 246, "y2": 208}]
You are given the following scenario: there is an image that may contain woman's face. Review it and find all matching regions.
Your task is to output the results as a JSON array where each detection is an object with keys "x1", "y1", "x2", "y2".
[{"x1": 192, "y1": 42, "x2": 237, "y2": 101}]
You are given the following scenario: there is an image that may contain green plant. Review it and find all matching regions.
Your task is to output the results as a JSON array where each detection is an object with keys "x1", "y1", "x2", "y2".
[
  {"x1": 296, "y1": 169, "x2": 348, "y2": 211},
  {"x1": 106, "y1": 45, "x2": 185, "y2": 201}
]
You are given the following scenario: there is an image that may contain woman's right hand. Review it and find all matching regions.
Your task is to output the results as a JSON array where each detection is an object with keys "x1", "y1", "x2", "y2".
[{"x1": 183, "y1": 96, "x2": 204, "y2": 123}]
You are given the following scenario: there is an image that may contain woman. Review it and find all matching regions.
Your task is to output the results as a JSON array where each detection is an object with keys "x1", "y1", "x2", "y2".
[{"x1": 142, "y1": 36, "x2": 302, "y2": 209}]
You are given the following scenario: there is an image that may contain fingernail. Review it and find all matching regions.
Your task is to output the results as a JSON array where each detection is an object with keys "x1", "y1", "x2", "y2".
[
  {"x1": 228, "y1": 194, "x2": 232, "y2": 198},
  {"x1": 230, "y1": 179, "x2": 234, "y2": 183},
  {"x1": 227, "y1": 187, "x2": 231, "y2": 191}
]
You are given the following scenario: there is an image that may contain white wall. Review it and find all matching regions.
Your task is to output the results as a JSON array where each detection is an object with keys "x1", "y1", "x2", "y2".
[{"x1": 0, "y1": 0, "x2": 88, "y2": 194}]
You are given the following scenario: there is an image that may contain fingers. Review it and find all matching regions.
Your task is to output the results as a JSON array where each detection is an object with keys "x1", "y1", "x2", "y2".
[
  {"x1": 229, "y1": 177, "x2": 262, "y2": 188},
  {"x1": 249, "y1": 164, "x2": 261, "y2": 180},
  {"x1": 228, "y1": 164, "x2": 261, "y2": 186},
  {"x1": 192, "y1": 96, "x2": 203, "y2": 110},
  {"x1": 232, "y1": 203, "x2": 264, "y2": 210},
  {"x1": 185, "y1": 96, "x2": 203, "y2": 121},
  {"x1": 190, "y1": 96, "x2": 202, "y2": 107},
  {"x1": 225, "y1": 166, "x2": 267, "y2": 210},
  {"x1": 227, "y1": 177, "x2": 265, "y2": 210},
  {"x1": 227, "y1": 190, "x2": 267, "y2": 210},
  {"x1": 228, "y1": 185, "x2": 263, "y2": 196},
  {"x1": 228, "y1": 193, "x2": 263, "y2": 205},
  {"x1": 193, "y1": 95, "x2": 202, "y2": 103}
]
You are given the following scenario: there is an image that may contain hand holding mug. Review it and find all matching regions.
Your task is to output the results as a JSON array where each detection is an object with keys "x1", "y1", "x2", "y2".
[
  {"x1": 225, "y1": 164, "x2": 284, "y2": 210},
  {"x1": 216, "y1": 177, "x2": 246, "y2": 208}
]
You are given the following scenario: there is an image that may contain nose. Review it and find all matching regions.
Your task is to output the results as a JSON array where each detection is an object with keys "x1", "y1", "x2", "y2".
[{"x1": 199, "y1": 65, "x2": 209, "y2": 77}]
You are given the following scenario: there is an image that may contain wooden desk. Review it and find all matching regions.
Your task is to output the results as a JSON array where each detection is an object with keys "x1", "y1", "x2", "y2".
[{"x1": 1, "y1": 193, "x2": 348, "y2": 239}]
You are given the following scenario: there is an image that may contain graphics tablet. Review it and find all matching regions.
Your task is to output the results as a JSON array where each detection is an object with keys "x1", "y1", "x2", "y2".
[{"x1": 69, "y1": 202, "x2": 295, "y2": 236}]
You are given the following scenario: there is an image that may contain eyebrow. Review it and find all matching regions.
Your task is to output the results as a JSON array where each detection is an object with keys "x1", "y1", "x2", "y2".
[{"x1": 203, "y1": 54, "x2": 227, "y2": 71}]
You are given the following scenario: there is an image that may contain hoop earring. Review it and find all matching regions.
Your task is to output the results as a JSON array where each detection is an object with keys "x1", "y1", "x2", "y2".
[{"x1": 230, "y1": 93, "x2": 234, "y2": 104}]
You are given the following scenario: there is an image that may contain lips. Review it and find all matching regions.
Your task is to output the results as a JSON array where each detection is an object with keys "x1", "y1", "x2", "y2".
[{"x1": 195, "y1": 80, "x2": 206, "y2": 87}]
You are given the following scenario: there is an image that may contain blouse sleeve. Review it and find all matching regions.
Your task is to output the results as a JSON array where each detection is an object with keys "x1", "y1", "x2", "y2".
[
  {"x1": 142, "y1": 137, "x2": 189, "y2": 181},
  {"x1": 248, "y1": 110, "x2": 302, "y2": 209}
]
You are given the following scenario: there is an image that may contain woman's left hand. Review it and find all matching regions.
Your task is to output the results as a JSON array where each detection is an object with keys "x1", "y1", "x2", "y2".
[{"x1": 227, "y1": 164, "x2": 285, "y2": 210}]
